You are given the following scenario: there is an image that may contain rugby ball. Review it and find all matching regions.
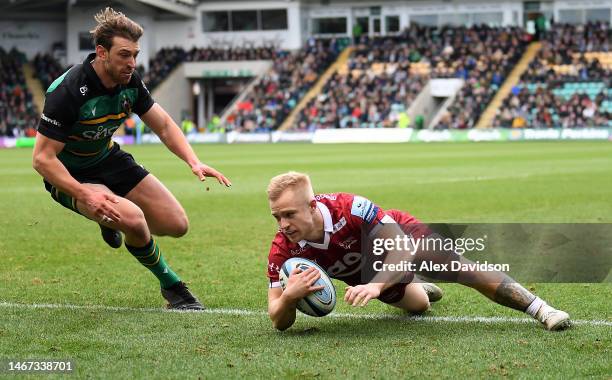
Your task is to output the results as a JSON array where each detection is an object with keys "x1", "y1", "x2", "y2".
[{"x1": 279, "y1": 258, "x2": 336, "y2": 317}]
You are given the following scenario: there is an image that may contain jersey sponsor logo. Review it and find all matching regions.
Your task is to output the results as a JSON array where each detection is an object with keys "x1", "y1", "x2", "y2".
[
  {"x1": 41, "y1": 113, "x2": 61, "y2": 127},
  {"x1": 351, "y1": 196, "x2": 377, "y2": 223},
  {"x1": 365, "y1": 206, "x2": 379, "y2": 224},
  {"x1": 81, "y1": 125, "x2": 120, "y2": 140},
  {"x1": 315, "y1": 194, "x2": 337, "y2": 201},
  {"x1": 79, "y1": 85, "x2": 88, "y2": 96},
  {"x1": 333, "y1": 217, "x2": 347, "y2": 233},
  {"x1": 290, "y1": 246, "x2": 307, "y2": 256}
]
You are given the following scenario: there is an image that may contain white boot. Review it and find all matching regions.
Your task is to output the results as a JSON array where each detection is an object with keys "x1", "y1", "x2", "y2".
[{"x1": 535, "y1": 304, "x2": 571, "y2": 331}]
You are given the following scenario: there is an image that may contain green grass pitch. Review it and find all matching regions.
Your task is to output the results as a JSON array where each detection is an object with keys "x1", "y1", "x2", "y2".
[{"x1": 0, "y1": 141, "x2": 610, "y2": 378}]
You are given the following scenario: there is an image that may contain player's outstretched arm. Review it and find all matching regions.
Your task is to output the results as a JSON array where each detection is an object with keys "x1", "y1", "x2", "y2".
[
  {"x1": 268, "y1": 267, "x2": 324, "y2": 331},
  {"x1": 32, "y1": 133, "x2": 121, "y2": 222},
  {"x1": 141, "y1": 103, "x2": 231, "y2": 186}
]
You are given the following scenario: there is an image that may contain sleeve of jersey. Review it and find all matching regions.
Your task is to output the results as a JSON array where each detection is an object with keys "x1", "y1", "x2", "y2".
[
  {"x1": 132, "y1": 72, "x2": 155, "y2": 116},
  {"x1": 346, "y1": 194, "x2": 387, "y2": 228},
  {"x1": 37, "y1": 86, "x2": 77, "y2": 143},
  {"x1": 267, "y1": 241, "x2": 287, "y2": 289}
]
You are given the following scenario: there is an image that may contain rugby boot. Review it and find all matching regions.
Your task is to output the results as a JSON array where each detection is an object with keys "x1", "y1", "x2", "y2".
[
  {"x1": 99, "y1": 224, "x2": 122, "y2": 249},
  {"x1": 161, "y1": 281, "x2": 205, "y2": 310}
]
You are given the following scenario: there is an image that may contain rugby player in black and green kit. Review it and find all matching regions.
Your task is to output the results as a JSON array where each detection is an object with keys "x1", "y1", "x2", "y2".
[{"x1": 32, "y1": 8, "x2": 231, "y2": 310}]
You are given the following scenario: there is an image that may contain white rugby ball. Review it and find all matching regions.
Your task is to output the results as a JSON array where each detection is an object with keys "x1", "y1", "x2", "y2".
[{"x1": 279, "y1": 257, "x2": 336, "y2": 317}]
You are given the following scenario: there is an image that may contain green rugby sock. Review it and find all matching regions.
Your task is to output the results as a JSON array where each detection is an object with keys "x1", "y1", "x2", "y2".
[{"x1": 126, "y1": 238, "x2": 180, "y2": 289}]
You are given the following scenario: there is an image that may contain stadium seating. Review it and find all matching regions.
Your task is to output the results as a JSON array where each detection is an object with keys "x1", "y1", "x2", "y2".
[
  {"x1": 0, "y1": 48, "x2": 39, "y2": 137},
  {"x1": 143, "y1": 46, "x2": 279, "y2": 90},
  {"x1": 295, "y1": 26, "x2": 431, "y2": 130},
  {"x1": 141, "y1": 44, "x2": 343, "y2": 132},
  {"x1": 494, "y1": 22, "x2": 611, "y2": 129},
  {"x1": 143, "y1": 47, "x2": 188, "y2": 90},
  {"x1": 225, "y1": 39, "x2": 340, "y2": 132},
  {"x1": 294, "y1": 24, "x2": 528, "y2": 130},
  {"x1": 4, "y1": 22, "x2": 608, "y2": 135},
  {"x1": 32, "y1": 53, "x2": 65, "y2": 92},
  {"x1": 295, "y1": 63, "x2": 426, "y2": 130}
]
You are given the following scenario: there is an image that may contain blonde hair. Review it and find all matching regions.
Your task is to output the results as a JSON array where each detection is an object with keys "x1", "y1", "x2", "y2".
[
  {"x1": 90, "y1": 7, "x2": 143, "y2": 50},
  {"x1": 267, "y1": 171, "x2": 315, "y2": 202}
]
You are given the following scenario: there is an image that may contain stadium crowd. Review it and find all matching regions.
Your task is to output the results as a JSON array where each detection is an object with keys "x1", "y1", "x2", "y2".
[
  {"x1": 32, "y1": 53, "x2": 65, "y2": 92},
  {"x1": 226, "y1": 39, "x2": 340, "y2": 132},
  {"x1": 1, "y1": 22, "x2": 609, "y2": 138},
  {"x1": 295, "y1": 24, "x2": 528, "y2": 130},
  {"x1": 434, "y1": 25, "x2": 527, "y2": 129},
  {"x1": 494, "y1": 22, "x2": 611, "y2": 128},
  {"x1": 296, "y1": 65, "x2": 427, "y2": 130},
  {"x1": 140, "y1": 41, "x2": 341, "y2": 132},
  {"x1": 142, "y1": 47, "x2": 187, "y2": 90},
  {"x1": 0, "y1": 48, "x2": 38, "y2": 137},
  {"x1": 142, "y1": 46, "x2": 279, "y2": 90}
]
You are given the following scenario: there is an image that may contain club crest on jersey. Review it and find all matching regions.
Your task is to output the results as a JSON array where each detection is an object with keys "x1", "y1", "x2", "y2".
[
  {"x1": 79, "y1": 85, "x2": 88, "y2": 96},
  {"x1": 121, "y1": 96, "x2": 132, "y2": 114},
  {"x1": 339, "y1": 237, "x2": 358, "y2": 249}
]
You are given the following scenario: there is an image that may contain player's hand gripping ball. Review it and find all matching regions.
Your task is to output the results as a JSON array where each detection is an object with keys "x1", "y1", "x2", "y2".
[{"x1": 279, "y1": 258, "x2": 336, "y2": 317}]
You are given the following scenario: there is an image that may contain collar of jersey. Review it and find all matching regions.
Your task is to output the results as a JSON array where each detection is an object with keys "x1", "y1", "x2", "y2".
[
  {"x1": 83, "y1": 52, "x2": 122, "y2": 95},
  {"x1": 298, "y1": 201, "x2": 333, "y2": 249}
]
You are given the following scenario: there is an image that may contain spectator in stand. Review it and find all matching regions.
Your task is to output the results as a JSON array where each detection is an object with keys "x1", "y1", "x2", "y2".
[
  {"x1": 0, "y1": 47, "x2": 39, "y2": 137},
  {"x1": 430, "y1": 25, "x2": 529, "y2": 129},
  {"x1": 142, "y1": 46, "x2": 281, "y2": 91},
  {"x1": 33, "y1": 53, "x2": 65, "y2": 91},
  {"x1": 143, "y1": 47, "x2": 187, "y2": 90},
  {"x1": 494, "y1": 22, "x2": 611, "y2": 129},
  {"x1": 296, "y1": 62, "x2": 427, "y2": 130},
  {"x1": 295, "y1": 24, "x2": 527, "y2": 130},
  {"x1": 187, "y1": 46, "x2": 277, "y2": 61},
  {"x1": 226, "y1": 39, "x2": 340, "y2": 132}
]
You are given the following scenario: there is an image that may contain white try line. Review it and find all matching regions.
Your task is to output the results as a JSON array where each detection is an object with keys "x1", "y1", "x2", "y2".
[{"x1": 1, "y1": 301, "x2": 610, "y2": 327}]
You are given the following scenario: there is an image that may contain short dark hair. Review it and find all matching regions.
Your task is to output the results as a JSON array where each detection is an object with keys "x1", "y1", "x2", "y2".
[{"x1": 90, "y1": 7, "x2": 143, "y2": 50}]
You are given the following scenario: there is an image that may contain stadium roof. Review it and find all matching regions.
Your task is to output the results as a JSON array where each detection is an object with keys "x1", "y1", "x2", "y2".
[{"x1": 0, "y1": 0, "x2": 196, "y2": 20}]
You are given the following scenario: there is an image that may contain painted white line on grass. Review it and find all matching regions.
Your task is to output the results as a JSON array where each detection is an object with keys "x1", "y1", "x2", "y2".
[
  {"x1": 329, "y1": 312, "x2": 612, "y2": 327},
  {"x1": 0, "y1": 301, "x2": 262, "y2": 316},
  {"x1": 1, "y1": 301, "x2": 610, "y2": 327}
]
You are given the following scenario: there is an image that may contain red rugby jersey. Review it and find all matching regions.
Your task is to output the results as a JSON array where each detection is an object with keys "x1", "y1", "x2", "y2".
[{"x1": 267, "y1": 192, "x2": 420, "y2": 288}]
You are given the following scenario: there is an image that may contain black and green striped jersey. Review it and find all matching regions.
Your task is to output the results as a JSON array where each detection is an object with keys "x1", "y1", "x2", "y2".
[{"x1": 37, "y1": 53, "x2": 154, "y2": 170}]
